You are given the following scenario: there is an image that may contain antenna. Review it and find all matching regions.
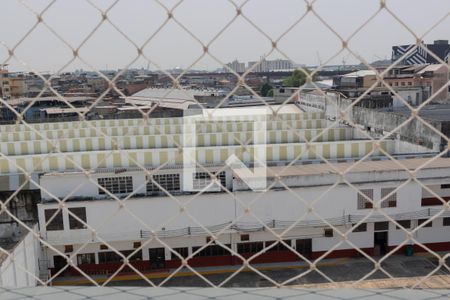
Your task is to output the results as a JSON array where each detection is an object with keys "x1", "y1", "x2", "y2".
[{"x1": 316, "y1": 51, "x2": 322, "y2": 67}]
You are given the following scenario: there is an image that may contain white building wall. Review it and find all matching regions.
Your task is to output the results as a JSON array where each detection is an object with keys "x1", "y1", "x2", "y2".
[
  {"x1": 0, "y1": 226, "x2": 40, "y2": 288},
  {"x1": 39, "y1": 180, "x2": 422, "y2": 247}
]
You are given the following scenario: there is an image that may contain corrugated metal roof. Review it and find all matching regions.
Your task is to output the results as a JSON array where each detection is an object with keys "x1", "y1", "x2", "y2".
[
  {"x1": 266, "y1": 157, "x2": 450, "y2": 177},
  {"x1": 417, "y1": 64, "x2": 447, "y2": 74},
  {"x1": 341, "y1": 70, "x2": 377, "y2": 77},
  {"x1": 201, "y1": 104, "x2": 302, "y2": 118},
  {"x1": 40, "y1": 107, "x2": 89, "y2": 114}
]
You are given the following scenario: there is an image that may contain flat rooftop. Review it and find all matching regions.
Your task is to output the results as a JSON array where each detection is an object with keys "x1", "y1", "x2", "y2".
[
  {"x1": 381, "y1": 104, "x2": 450, "y2": 122},
  {"x1": 265, "y1": 157, "x2": 450, "y2": 178}
]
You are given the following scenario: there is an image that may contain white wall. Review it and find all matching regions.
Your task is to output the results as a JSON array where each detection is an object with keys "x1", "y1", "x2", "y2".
[
  {"x1": 422, "y1": 184, "x2": 450, "y2": 198},
  {"x1": 0, "y1": 226, "x2": 40, "y2": 288},
  {"x1": 38, "y1": 180, "x2": 422, "y2": 245}
]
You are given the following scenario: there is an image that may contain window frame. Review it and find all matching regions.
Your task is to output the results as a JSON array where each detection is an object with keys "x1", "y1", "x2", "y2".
[
  {"x1": 443, "y1": 217, "x2": 450, "y2": 226},
  {"x1": 352, "y1": 223, "x2": 367, "y2": 232},
  {"x1": 44, "y1": 208, "x2": 64, "y2": 231},
  {"x1": 396, "y1": 220, "x2": 411, "y2": 229},
  {"x1": 147, "y1": 173, "x2": 180, "y2": 193},
  {"x1": 98, "y1": 176, "x2": 133, "y2": 195},
  {"x1": 418, "y1": 219, "x2": 432, "y2": 228},
  {"x1": 357, "y1": 189, "x2": 374, "y2": 209},
  {"x1": 68, "y1": 207, "x2": 87, "y2": 230}
]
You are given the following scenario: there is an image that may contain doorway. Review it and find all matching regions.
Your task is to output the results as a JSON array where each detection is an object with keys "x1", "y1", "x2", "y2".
[
  {"x1": 374, "y1": 231, "x2": 388, "y2": 256},
  {"x1": 53, "y1": 255, "x2": 68, "y2": 273},
  {"x1": 296, "y1": 239, "x2": 312, "y2": 259},
  {"x1": 148, "y1": 248, "x2": 166, "y2": 269}
]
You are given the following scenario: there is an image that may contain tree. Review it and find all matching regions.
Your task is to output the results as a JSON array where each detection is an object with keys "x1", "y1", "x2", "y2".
[
  {"x1": 282, "y1": 68, "x2": 314, "y2": 87},
  {"x1": 260, "y1": 83, "x2": 273, "y2": 97}
]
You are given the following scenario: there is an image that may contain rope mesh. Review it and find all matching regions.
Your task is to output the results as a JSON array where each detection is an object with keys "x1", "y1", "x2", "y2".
[{"x1": 0, "y1": 0, "x2": 450, "y2": 294}]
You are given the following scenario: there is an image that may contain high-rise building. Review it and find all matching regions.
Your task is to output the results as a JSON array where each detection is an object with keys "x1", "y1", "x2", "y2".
[
  {"x1": 392, "y1": 40, "x2": 450, "y2": 65},
  {"x1": 225, "y1": 59, "x2": 246, "y2": 73},
  {"x1": 248, "y1": 58, "x2": 294, "y2": 72}
]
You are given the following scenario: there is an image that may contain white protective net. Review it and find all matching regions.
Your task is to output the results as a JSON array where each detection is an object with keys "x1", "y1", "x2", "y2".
[{"x1": 0, "y1": 0, "x2": 450, "y2": 296}]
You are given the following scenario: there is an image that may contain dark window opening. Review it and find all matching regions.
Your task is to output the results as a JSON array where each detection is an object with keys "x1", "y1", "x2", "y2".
[
  {"x1": 443, "y1": 217, "x2": 450, "y2": 226},
  {"x1": 240, "y1": 234, "x2": 250, "y2": 241},
  {"x1": 171, "y1": 247, "x2": 189, "y2": 260},
  {"x1": 237, "y1": 242, "x2": 264, "y2": 254},
  {"x1": 418, "y1": 219, "x2": 432, "y2": 228},
  {"x1": 192, "y1": 244, "x2": 231, "y2": 257},
  {"x1": 44, "y1": 209, "x2": 64, "y2": 231},
  {"x1": 98, "y1": 176, "x2": 133, "y2": 195},
  {"x1": 147, "y1": 173, "x2": 180, "y2": 193},
  {"x1": 396, "y1": 220, "x2": 411, "y2": 229},
  {"x1": 68, "y1": 207, "x2": 87, "y2": 230},
  {"x1": 265, "y1": 240, "x2": 292, "y2": 251},
  {"x1": 374, "y1": 221, "x2": 389, "y2": 231},
  {"x1": 352, "y1": 223, "x2": 367, "y2": 232},
  {"x1": 77, "y1": 253, "x2": 95, "y2": 265}
]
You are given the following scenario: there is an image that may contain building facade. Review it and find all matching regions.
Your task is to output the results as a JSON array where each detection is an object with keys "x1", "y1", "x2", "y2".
[
  {"x1": 392, "y1": 40, "x2": 450, "y2": 65},
  {"x1": 0, "y1": 105, "x2": 448, "y2": 279}
]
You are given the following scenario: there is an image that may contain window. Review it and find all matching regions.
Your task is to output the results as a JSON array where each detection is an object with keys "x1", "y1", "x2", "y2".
[
  {"x1": 147, "y1": 174, "x2": 181, "y2": 193},
  {"x1": 441, "y1": 184, "x2": 450, "y2": 189},
  {"x1": 98, "y1": 251, "x2": 122, "y2": 263},
  {"x1": 77, "y1": 253, "x2": 95, "y2": 265},
  {"x1": 240, "y1": 234, "x2": 250, "y2": 241},
  {"x1": 374, "y1": 221, "x2": 389, "y2": 231},
  {"x1": 100, "y1": 244, "x2": 108, "y2": 250},
  {"x1": 68, "y1": 207, "x2": 87, "y2": 229},
  {"x1": 352, "y1": 223, "x2": 367, "y2": 232},
  {"x1": 193, "y1": 171, "x2": 226, "y2": 190},
  {"x1": 408, "y1": 81, "x2": 412, "y2": 86},
  {"x1": 133, "y1": 242, "x2": 141, "y2": 249},
  {"x1": 98, "y1": 250, "x2": 142, "y2": 263},
  {"x1": 396, "y1": 220, "x2": 411, "y2": 229},
  {"x1": 265, "y1": 240, "x2": 292, "y2": 251},
  {"x1": 44, "y1": 209, "x2": 64, "y2": 231},
  {"x1": 147, "y1": 173, "x2": 180, "y2": 193},
  {"x1": 171, "y1": 247, "x2": 189, "y2": 259},
  {"x1": 324, "y1": 228, "x2": 334, "y2": 237},
  {"x1": 421, "y1": 197, "x2": 446, "y2": 206},
  {"x1": 357, "y1": 189, "x2": 373, "y2": 209},
  {"x1": 443, "y1": 217, "x2": 450, "y2": 226},
  {"x1": 381, "y1": 188, "x2": 397, "y2": 208},
  {"x1": 121, "y1": 250, "x2": 142, "y2": 261},
  {"x1": 237, "y1": 242, "x2": 264, "y2": 254},
  {"x1": 98, "y1": 176, "x2": 133, "y2": 195},
  {"x1": 64, "y1": 245, "x2": 73, "y2": 253},
  {"x1": 418, "y1": 219, "x2": 432, "y2": 228},
  {"x1": 401, "y1": 82, "x2": 405, "y2": 86},
  {"x1": 192, "y1": 244, "x2": 231, "y2": 257}
]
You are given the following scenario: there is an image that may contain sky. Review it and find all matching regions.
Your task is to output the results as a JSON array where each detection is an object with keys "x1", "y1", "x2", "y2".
[{"x1": 0, "y1": 0, "x2": 449, "y2": 73}]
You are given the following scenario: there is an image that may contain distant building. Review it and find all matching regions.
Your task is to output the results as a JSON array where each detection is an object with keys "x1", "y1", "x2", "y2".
[
  {"x1": 332, "y1": 65, "x2": 449, "y2": 107},
  {"x1": 392, "y1": 40, "x2": 450, "y2": 65},
  {"x1": 383, "y1": 64, "x2": 449, "y2": 103},
  {"x1": 225, "y1": 59, "x2": 246, "y2": 73},
  {"x1": 248, "y1": 58, "x2": 294, "y2": 72}
]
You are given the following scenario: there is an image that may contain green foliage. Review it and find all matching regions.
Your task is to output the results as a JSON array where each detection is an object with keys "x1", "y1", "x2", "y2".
[
  {"x1": 267, "y1": 89, "x2": 274, "y2": 97},
  {"x1": 260, "y1": 83, "x2": 273, "y2": 97},
  {"x1": 282, "y1": 68, "x2": 314, "y2": 87}
]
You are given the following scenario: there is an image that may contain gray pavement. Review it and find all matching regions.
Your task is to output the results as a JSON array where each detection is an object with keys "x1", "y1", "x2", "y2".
[{"x1": 98, "y1": 254, "x2": 450, "y2": 287}]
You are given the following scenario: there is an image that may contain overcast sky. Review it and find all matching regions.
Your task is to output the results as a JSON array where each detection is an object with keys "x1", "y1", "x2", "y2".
[{"x1": 1, "y1": 0, "x2": 449, "y2": 73}]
